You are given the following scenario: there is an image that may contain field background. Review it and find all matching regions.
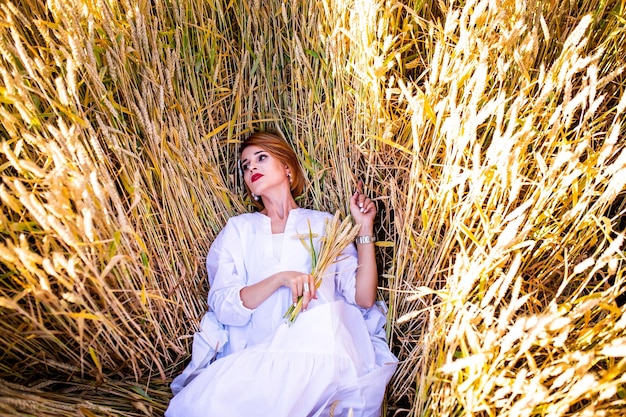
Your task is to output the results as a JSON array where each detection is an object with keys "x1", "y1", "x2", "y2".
[{"x1": 1, "y1": 0, "x2": 625, "y2": 415}]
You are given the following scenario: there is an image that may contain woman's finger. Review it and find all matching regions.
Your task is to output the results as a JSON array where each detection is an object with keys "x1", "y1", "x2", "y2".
[
  {"x1": 356, "y1": 179, "x2": 364, "y2": 195},
  {"x1": 310, "y1": 275, "x2": 317, "y2": 300},
  {"x1": 292, "y1": 281, "x2": 300, "y2": 304},
  {"x1": 358, "y1": 196, "x2": 373, "y2": 213},
  {"x1": 301, "y1": 275, "x2": 317, "y2": 311},
  {"x1": 363, "y1": 200, "x2": 376, "y2": 214},
  {"x1": 301, "y1": 283, "x2": 311, "y2": 310},
  {"x1": 358, "y1": 194, "x2": 366, "y2": 208}
]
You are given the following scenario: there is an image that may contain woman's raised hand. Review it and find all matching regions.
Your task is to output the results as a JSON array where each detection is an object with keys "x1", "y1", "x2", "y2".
[
  {"x1": 349, "y1": 180, "x2": 376, "y2": 230},
  {"x1": 348, "y1": 180, "x2": 378, "y2": 308}
]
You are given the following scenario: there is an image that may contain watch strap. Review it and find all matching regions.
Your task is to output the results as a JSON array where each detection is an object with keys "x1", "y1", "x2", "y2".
[{"x1": 355, "y1": 235, "x2": 376, "y2": 244}]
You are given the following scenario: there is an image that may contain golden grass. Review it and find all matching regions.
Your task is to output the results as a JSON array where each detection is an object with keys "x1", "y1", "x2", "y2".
[{"x1": 0, "y1": 0, "x2": 625, "y2": 415}]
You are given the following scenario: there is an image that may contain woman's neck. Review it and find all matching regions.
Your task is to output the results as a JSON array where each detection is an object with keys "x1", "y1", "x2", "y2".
[{"x1": 261, "y1": 197, "x2": 299, "y2": 220}]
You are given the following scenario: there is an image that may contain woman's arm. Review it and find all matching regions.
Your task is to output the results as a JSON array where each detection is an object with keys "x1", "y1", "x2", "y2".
[
  {"x1": 240, "y1": 270, "x2": 316, "y2": 310},
  {"x1": 209, "y1": 218, "x2": 318, "y2": 324},
  {"x1": 349, "y1": 181, "x2": 378, "y2": 308}
]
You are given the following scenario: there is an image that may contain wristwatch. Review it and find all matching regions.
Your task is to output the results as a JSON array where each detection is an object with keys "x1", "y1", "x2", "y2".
[{"x1": 355, "y1": 235, "x2": 376, "y2": 245}]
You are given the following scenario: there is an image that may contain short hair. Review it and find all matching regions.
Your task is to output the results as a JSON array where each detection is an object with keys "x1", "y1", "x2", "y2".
[{"x1": 239, "y1": 131, "x2": 305, "y2": 209}]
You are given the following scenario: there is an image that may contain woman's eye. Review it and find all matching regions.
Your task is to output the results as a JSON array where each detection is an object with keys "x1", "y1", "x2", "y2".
[
  {"x1": 241, "y1": 163, "x2": 249, "y2": 171},
  {"x1": 258, "y1": 154, "x2": 267, "y2": 162}
]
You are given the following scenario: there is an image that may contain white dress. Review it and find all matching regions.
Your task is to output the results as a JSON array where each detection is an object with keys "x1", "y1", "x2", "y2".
[{"x1": 166, "y1": 208, "x2": 397, "y2": 417}]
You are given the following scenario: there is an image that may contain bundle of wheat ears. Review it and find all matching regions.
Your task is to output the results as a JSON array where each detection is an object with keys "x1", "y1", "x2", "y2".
[
  {"x1": 0, "y1": 0, "x2": 624, "y2": 415},
  {"x1": 283, "y1": 213, "x2": 362, "y2": 323}
]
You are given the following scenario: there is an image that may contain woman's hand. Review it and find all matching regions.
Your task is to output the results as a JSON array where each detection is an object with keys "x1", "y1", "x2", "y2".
[
  {"x1": 349, "y1": 180, "x2": 376, "y2": 233},
  {"x1": 349, "y1": 179, "x2": 378, "y2": 308},
  {"x1": 277, "y1": 271, "x2": 317, "y2": 310}
]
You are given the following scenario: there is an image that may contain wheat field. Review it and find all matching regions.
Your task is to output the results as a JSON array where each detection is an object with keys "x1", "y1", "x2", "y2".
[{"x1": 0, "y1": 0, "x2": 625, "y2": 415}]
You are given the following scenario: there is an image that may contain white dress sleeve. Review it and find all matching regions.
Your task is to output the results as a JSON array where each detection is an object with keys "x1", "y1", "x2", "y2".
[
  {"x1": 333, "y1": 242, "x2": 358, "y2": 305},
  {"x1": 206, "y1": 219, "x2": 255, "y2": 326}
]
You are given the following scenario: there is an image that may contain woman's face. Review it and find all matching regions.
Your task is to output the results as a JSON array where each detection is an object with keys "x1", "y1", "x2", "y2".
[{"x1": 240, "y1": 145, "x2": 290, "y2": 197}]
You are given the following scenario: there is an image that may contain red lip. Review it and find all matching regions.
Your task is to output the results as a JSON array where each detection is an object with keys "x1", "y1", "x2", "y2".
[{"x1": 251, "y1": 173, "x2": 263, "y2": 183}]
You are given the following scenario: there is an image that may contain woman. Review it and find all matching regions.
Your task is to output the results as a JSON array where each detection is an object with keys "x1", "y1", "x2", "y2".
[{"x1": 166, "y1": 132, "x2": 397, "y2": 417}]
